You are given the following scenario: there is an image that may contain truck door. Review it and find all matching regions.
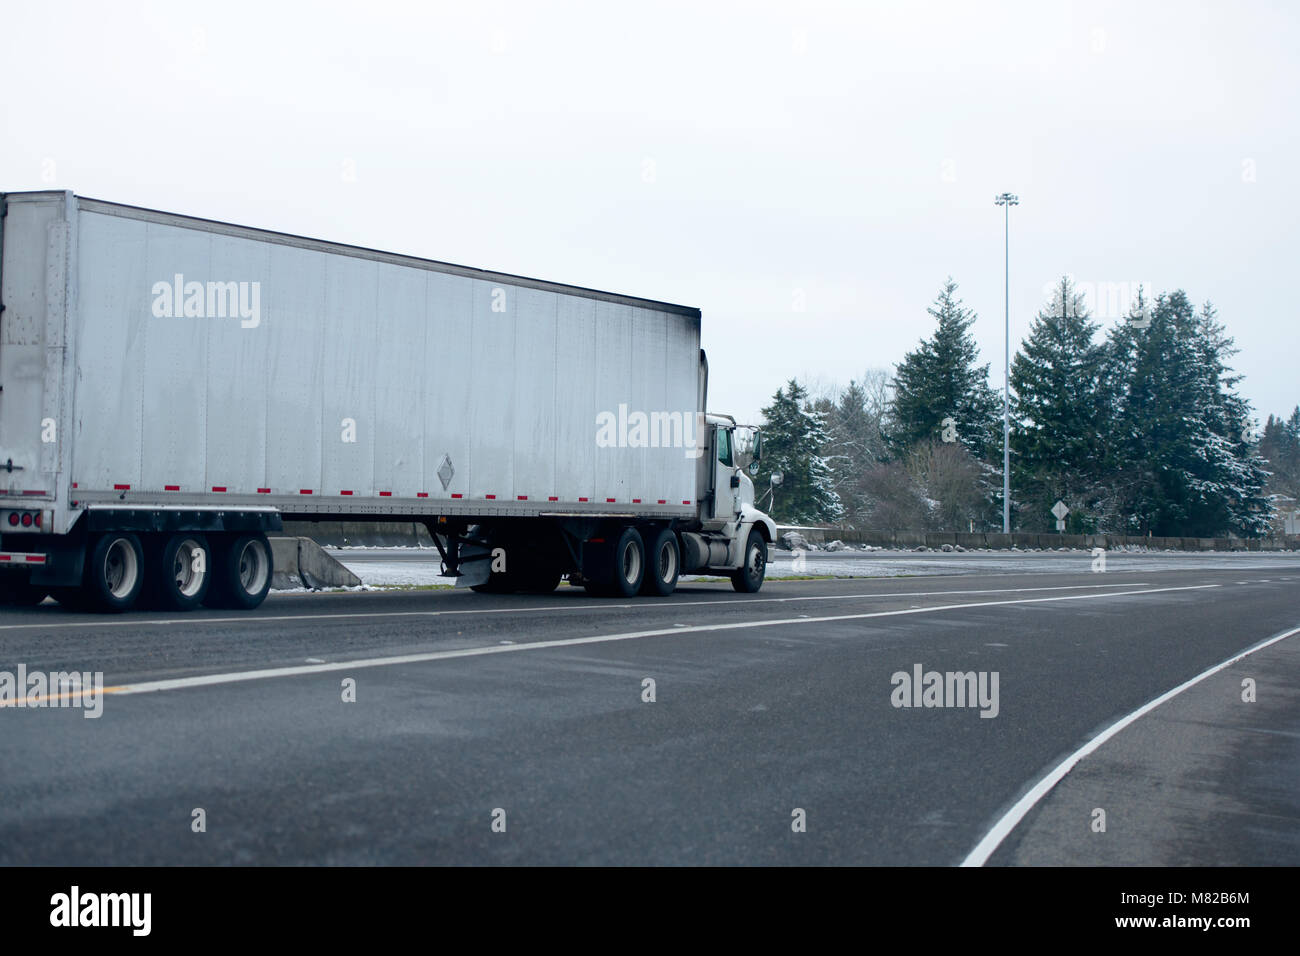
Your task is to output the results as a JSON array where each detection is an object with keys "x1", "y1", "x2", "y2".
[{"x1": 711, "y1": 425, "x2": 741, "y2": 524}]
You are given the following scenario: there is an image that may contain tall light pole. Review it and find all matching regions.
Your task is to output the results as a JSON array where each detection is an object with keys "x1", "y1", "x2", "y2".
[{"x1": 994, "y1": 192, "x2": 1019, "y2": 535}]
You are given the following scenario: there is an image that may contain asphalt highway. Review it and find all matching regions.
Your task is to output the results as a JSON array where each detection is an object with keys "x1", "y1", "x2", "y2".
[{"x1": 1, "y1": 561, "x2": 1297, "y2": 865}]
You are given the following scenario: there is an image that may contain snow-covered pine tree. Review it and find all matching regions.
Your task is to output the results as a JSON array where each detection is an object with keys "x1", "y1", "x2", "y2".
[
  {"x1": 885, "y1": 278, "x2": 1000, "y2": 463},
  {"x1": 1102, "y1": 292, "x2": 1270, "y2": 537},
  {"x1": 1009, "y1": 276, "x2": 1108, "y2": 531},
  {"x1": 756, "y1": 379, "x2": 842, "y2": 524}
]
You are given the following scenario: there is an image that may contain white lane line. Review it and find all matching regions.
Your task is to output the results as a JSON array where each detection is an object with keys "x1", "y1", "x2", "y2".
[
  {"x1": 4, "y1": 583, "x2": 1216, "y2": 705},
  {"x1": 960, "y1": 621, "x2": 1300, "y2": 868},
  {"x1": 0, "y1": 581, "x2": 1159, "y2": 632}
]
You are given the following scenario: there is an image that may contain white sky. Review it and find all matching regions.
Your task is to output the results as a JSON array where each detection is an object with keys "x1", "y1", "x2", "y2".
[{"x1": 4, "y1": 0, "x2": 1296, "y2": 426}]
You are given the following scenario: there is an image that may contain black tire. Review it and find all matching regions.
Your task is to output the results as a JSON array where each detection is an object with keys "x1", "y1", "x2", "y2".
[
  {"x1": 608, "y1": 526, "x2": 646, "y2": 598},
  {"x1": 205, "y1": 533, "x2": 272, "y2": 610},
  {"x1": 83, "y1": 533, "x2": 146, "y2": 612},
  {"x1": 0, "y1": 575, "x2": 48, "y2": 606},
  {"x1": 640, "y1": 527, "x2": 680, "y2": 596},
  {"x1": 730, "y1": 529, "x2": 767, "y2": 593},
  {"x1": 146, "y1": 533, "x2": 211, "y2": 612}
]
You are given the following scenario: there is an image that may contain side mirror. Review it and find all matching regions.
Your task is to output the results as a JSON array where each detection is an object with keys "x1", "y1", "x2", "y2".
[{"x1": 752, "y1": 431, "x2": 763, "y2": 461}]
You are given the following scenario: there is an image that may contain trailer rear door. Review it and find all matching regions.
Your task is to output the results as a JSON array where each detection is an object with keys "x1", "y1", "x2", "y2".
[{"x1": 0, "y1": 192, "x2": 71, "y2": 510}]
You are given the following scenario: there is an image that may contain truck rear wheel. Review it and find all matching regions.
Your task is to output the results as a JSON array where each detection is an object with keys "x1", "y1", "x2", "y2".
[
  {"x1": 83, "y1": 533, "x2": 146, "y2": 612},
  {"x1": 640, "y1": 528, "x2": 679, "y2": 596},
  {"x1": 205, "y1": 533, "x2": 272, "y2": 610},
  {"x1": 730, "y1": 529, "x2": 766, "y2": 593},
  {"x1": 608, "y1": 526, "x2": 646, "y2": 598}
]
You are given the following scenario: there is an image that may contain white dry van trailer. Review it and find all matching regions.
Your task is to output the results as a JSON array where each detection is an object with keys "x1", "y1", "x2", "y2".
[{"x1": 0, "y1": 191, "x2": 775, "y2": 611}]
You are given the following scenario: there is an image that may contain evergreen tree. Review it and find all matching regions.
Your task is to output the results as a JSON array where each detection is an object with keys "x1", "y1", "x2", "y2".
[
  {"x1": 1259, "y1": 407, "x2": 1300, "y2": 498},
  {"x1": 824, "y1": 378, "x2": 888, "y2": 524},
  {"x1": 1102, "y1": 292, "x2": 1270, "y2": 537},
  {"x1": 756, "y1": 379, "x2": 842, "y2": 524},
  {"x1": 1009, "y1": 277, "x2": 1108, "y2": 531},
  {"x1": 885, "y1": 278, "x2": 1000, "y2": 462}
]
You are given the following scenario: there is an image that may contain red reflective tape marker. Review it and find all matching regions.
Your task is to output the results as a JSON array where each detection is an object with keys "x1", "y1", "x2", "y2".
[
  {"x1": 257, "y1": 488, "x2": 271, "y2": 494},
  {"x1": 165, "y1": 485, "x2": 180, "y2": 492},
  {"x1": 417, "y1": 492, "x2": 429, "y2": 498},
  {"x1": 340, "y1": 490, "x2": 353, "y2": 496},
  {"x1": 451, "y1": 493, "x2": 463, "y2": 499},
  {"x1": 113, "y1": 484, "x2": 130, "y2": 491},
  {"x1": 211, "y1": 486, "x2": 226, "y2": 492}
]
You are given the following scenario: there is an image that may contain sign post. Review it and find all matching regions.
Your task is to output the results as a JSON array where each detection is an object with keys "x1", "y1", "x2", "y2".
[{"x1": 1051, "y1": 500, "x2": 1068, "y2": 533}]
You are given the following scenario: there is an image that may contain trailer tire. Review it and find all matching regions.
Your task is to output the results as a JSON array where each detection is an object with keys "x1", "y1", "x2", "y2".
[
  {"x1": 609, "y1": 526, "x2": 646, "y2": 598},
  {"x1": 144, "y1": 533, "x2": 212, "y2": 612},
  {"x1": 640, "y1": 528, "x2": 679, "y2": 596},
  {"x1": 206, "y1": 533, "x2": 272, "y2": 610},
  {"x1": 83, "y1": 533, "x2": 146, "y2": 612},
  {"x1": 730, "y1": 529, "x2": 766, "y2": 593}
]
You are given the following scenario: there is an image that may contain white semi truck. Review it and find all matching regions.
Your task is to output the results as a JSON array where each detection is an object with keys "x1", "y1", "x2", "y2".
[{"x1": 0, "y1": 191, "x2": 775, "y2": 611}]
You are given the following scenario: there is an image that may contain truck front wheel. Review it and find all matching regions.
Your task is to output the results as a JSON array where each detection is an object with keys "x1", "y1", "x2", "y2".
[{"x1": 731, "y1": 529, "x2": 766, "y2": 593}]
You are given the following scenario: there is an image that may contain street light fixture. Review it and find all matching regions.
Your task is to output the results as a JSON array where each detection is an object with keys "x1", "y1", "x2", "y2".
[{"x1": 994, "y1": 192, "x2": 1019, "y2": 535}]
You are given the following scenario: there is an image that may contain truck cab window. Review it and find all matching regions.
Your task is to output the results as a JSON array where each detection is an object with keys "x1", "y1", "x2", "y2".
[{"x1": 717, "y1": 427, "x2": 733, "y2": 467}]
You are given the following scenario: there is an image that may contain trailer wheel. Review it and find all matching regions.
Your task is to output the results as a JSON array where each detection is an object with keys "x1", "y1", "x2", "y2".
[
  {"x1": 205, "y1": 533, "x2": 272, "y2": 610},
  {"x1": 640, "y1": 528, "x2": 679, "y2": 596},
  {"x1": 147, "y1": 533, "x2": 211, "y2": 611},
  {"x1": 609, "y1": 526, "x2": 646, "y2": 598},
  {"x1": 83, "y1": 533, "x2": 146, "y2": 612},
  {"x1": 730, "y1": 529, "x2": 767, "y2": 593}
]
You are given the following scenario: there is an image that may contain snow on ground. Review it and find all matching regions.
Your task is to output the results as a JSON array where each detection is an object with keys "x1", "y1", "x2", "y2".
[{"x1": 304, "y1": 545, "x2": 1300, "y2": 589}]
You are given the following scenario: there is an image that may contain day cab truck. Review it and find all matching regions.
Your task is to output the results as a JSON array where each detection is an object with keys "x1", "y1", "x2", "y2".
[{"x1": 0, "y1": 191, "x2": 775, "y2": 612}]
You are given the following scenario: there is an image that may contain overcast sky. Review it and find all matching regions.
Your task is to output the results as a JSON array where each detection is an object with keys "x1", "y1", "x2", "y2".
[{"x1": 5, "y1": 0, "x2": 1296, "y2": 426}]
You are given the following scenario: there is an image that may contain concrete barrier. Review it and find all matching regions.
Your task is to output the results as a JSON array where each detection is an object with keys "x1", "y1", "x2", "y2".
[
  {"x1": 270, "y1": 536, "x2": 362, "y2": 590},
  {"x1": 280, "y1": 521, "x2": 435, "y2": 548}
]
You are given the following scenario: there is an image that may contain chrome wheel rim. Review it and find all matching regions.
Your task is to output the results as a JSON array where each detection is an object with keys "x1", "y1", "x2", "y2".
[
  {"x1": 103, "y1": 538, "x2": 139, "y2": 599},
  {"x1": 172, "y1": 539, "x2": 207, "y2": 598},
  {"x1": 237, "y1": 540, "x2": 269, "y2": 595}
]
